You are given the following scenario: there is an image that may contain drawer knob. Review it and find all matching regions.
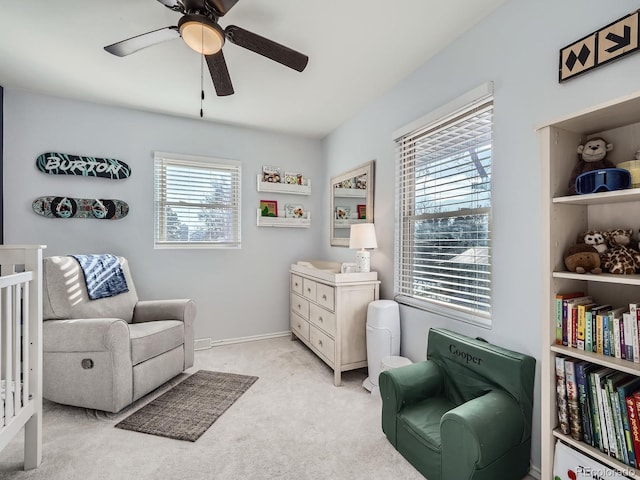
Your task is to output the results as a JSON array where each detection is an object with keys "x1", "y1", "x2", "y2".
[
  {"x1": 318, "y1": 340, "x2": 323, "y2": 347},
  {"x1": 322, "y1": 294, "x2": 327, "y2": 300},
  {"x1": 298, "y1": 324, "x2": 301, "y2": 329},
  {"x1": 297, "y1": 304, "x2": 301, "y2": 309},
  {"x1": 295, "y1": 282, "x2": 299, "y2": 287},
  {"x1": 319, "y1": 316, "x2": 323, "y2": 322},
  {"x1": 307, "y1": 288, "x2": 311, "y2": 292}
]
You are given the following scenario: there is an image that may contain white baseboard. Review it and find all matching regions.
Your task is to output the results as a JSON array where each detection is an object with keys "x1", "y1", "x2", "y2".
[
  {"x1": 194, "y1": 338, "x2": 212, "y2": 351},
  {"x1": 528, "y1": 464, "x2": 541, "y2": 479},
  {"x1": 195, "y1": 331, "x2": 291, "y2": 350}
]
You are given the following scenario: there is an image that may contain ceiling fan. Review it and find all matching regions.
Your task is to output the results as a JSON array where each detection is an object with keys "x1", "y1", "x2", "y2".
[{"x1": 104, "y1": 0, "x2": 309, "y2": 97}]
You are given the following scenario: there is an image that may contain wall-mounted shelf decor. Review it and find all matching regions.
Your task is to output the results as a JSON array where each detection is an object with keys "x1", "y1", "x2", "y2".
[
  {"x1": 256, "y1": 175, "x2": 311, "y2": 195},
  {"x1": 36, "y1": 152, "x2": 131, "y2": 179},
  {"x1": 256, "y1": 209, "x2": 310, "y2": 228},
  {"x1": 32, "y1": 196, "x2": 129, "y2": 220}
]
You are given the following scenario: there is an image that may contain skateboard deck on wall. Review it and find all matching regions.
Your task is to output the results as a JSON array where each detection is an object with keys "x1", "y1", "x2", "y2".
[
  {"x1": 32, "y1": 196, "x2": 129, "y2": 220},
  {"x1": 36, "y1": 152, "x2": 131, "y2": 179}
]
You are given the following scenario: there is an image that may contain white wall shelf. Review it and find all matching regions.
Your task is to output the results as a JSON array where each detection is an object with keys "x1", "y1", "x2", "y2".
[
  {"x1": 333, "y1": 188, "x2": 366, "y2": 198},
  {"x1": 256, "y1": 209, "x2": 310, "y2": 228},
  {"x1": 256, "y1": 175, "x2": 311, "y2": 195},
  {"x1": 553, "y1": 188, "x2": 640, "y2": 206},
  {"x1": 333, "y1": 219, "x2": 367, "y2": 229}
]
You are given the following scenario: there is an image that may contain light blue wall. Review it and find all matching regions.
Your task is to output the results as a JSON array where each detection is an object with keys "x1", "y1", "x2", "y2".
[
  {"x1": 3, "y1": 91, "x2": 324, "y2": 342},
  {"x1": 321, "y1": 0, "x2": 640, "y2": 471}
]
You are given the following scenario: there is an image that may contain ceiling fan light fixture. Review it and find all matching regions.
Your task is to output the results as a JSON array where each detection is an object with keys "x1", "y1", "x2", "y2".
[{"x1": 179, "y1": 14, "x2": 225, "y2": 55}]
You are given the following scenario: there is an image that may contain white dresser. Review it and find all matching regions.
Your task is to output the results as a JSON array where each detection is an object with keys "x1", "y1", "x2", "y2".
[{"x1": 289, "y1": 261, "x2": 380, "y2": 386}]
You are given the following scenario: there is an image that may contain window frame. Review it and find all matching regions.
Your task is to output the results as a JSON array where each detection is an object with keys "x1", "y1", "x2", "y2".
[
  {"x1": 153, "y1": 151, "x2": 241, "y2": 250},
  {"x1": 393, "y1": 83, "x2": 494, "y2": 328}
]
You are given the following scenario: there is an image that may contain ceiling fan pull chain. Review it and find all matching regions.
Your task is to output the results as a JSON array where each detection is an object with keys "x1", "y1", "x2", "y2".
[{"x1": 200, "y1": 26, "x2": 204, "y2": 118}]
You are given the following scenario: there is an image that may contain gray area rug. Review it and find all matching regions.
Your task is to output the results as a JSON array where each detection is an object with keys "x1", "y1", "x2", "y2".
[{"x1": 115, "y1": 370, "x2": 258, "y2": 442}]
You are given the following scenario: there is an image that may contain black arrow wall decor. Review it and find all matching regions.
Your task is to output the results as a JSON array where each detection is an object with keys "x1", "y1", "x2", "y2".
[{"x1": 559, "y1": 10, "x2": 640, "y2": 82}]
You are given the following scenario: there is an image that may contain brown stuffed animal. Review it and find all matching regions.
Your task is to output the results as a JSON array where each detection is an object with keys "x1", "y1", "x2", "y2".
[
  {"x1": 564, "y1": 244, "x2": 602, "y2": 274},
  {"x1": 567, "y1": 137, "x2": 615, "y2": 195}
]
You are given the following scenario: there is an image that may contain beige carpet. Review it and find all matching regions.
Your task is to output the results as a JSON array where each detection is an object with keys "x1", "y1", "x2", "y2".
[{"x1": 0, "y1": 336, "x2": 537, "y2": 479}]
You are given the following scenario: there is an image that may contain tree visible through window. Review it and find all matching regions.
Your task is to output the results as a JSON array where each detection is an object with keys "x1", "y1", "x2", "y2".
[
  {"x1": 395, "y1": 90, "x2": 493, "y2": 324},
  {"x1": 154, "y1": 153, "x2": 241, "y2": 248}
]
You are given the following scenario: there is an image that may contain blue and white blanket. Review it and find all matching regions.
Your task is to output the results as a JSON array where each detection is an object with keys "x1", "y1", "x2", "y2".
[{"x1": 71, "y1": 254, "x2": 129, "y2": 300}]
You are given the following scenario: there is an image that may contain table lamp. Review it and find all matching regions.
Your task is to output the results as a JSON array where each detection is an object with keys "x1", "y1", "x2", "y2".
[{"x1": 349, "y1": 223, "x2": 378, "y2": 272}]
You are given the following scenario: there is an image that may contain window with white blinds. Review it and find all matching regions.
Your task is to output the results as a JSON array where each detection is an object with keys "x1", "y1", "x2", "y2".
[
  {"x1": 394, "y1": 87, "x2": 493, "y2": 326},
  {"x1": 154, "y1": 152, "x2": 241, "y2": 249}
]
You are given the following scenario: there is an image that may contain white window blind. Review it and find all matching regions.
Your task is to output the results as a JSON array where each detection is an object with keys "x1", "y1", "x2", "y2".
[
  {"x1": 394, "y1": 89, "x2": 493, "y2": 325},
  {"x1": 154, "y1": 152, "x2": 241, "y2": 249}
]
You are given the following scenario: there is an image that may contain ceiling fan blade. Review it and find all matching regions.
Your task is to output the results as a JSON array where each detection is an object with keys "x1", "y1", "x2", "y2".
[
  {"x1": 206, "y1": 51, "x2": 234, "y2": 96},
  {"x1": 225, "y1": 25, "x2": 309, "y2": 72},
  {"x1": 207, "y1": 0, "x2": 239, "y2": 16},
  {"x1": 156, "y1": 0, "x2": 184, "y2": 12},
  {"x1": 104, "y1": 27, "x2": 180, "y2": 57}
]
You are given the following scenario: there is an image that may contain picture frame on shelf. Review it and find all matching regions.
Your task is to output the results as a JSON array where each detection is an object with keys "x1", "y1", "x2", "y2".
[
  {"x1": 355, "y1": 173, "x2": 367, "y2": 189},
  {"x1": 357, "y1": 204, "x2": 366, "y2": 219},
  {"x1": 284, "y1": 204, "x2": 306, "y2": 219},
  {"x1": 262, "y1": 165, "x2": 282, "y2": 183},
  {"x1": 335, "y1": 206, "x2": 350, "y2": 220},
  {"x1": 284, "y1": 172, "x2": 303, "y2": 185},
  {"x1": 260, "y1": 200, "x2": 278, "y2": 217},
  {"x1": 341, "y1": 178, "x2": 353, "y2": 189}
]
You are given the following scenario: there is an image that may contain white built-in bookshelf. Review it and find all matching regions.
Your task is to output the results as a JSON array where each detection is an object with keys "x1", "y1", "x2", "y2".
[{"x1": 540, "y1": 91, "x2": 640, "y2": 478}]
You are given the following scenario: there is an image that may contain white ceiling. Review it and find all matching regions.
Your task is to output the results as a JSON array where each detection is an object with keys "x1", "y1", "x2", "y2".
[{"x1": 0, "y1": 0, "x2": 508, "y2": 138}]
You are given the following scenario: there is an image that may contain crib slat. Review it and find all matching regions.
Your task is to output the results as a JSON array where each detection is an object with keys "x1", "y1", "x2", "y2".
[
  {"x1": 13, "y1": 284, "x2": 21, "y2": 414},
  {"x1": 2, "y1": 285, "x2": 13, "y2": 422},
  {"x1": 21, "y1": 282, "x2": 29, "y2": 407}
]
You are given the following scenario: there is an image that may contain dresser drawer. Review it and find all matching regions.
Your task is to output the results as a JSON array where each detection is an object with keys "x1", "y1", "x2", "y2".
[
  {"x1": 291, "y1": 274, "x2": 303, "y2": 295},
  {"x1": 302, "y1": 278, "x2": 317, "y2": 301},
  {"x1": 310, "y1": 325, "x2": 335, "y2": 363},
  {"x1": 290, "y1": 293, "x2": 309, "y2": 319},
  {"x1": 290, "y1": 312, "x2": 310, "y2": 341},
  {"x1": 316, "y1": 283, "x2": 335, "y2": 311},
  {"x1": 309, "y1": 303, "x2": 336, "y2": 336}
]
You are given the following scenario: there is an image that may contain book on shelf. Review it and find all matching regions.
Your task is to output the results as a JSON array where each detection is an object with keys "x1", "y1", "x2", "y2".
[
  {"x1": 584, "y1": 305, "x2": 596, "y2": 352},
  {"x1": 555, "y1": 356, "x2": 570, "y2": 435},
  {"x1": 592, "y1": 367, "x2": 615, "y2": 454},
  {"x1": 556, "y1": 292, "x2": 584, "y2": 345},
  {"x1": 564, "y1": 358, "x2": 582, "y2": 441},
  {"x1": 624, "y1": 312, "x2": 635, "y2": 361},
  {"x1": 619, "y1": 314, "x2": 627, "y2": 360},
  {"x1": 631, "y1": 302, "x2": 640, "y2": 363},
  {"x1": 605, "y1": 371, "x2": 631, "y2": 463},
  {"x1": 628, "y1": 391, "x2": 640, "y2": 466},
  {"x1": 577, "y1": 302, "x2": 597, "y2": 351},
  {"x1": 567, "y1": 296, "x2": 593, "y2": 348},
  {"x1": 591, "y1": 305, "x2": 612, "y2": 355},
  {"x1": 608, "y1": 307, "x2": 627, "y2": 360},
  {"x1": 575, "y1": 360, "x2": 596, "y2": 446},
  {"x1": 617, "y1": 376, "x2": 640, "y2": 467}
]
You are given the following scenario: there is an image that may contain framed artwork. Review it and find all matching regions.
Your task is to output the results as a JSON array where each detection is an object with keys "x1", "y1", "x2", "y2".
[
  {"x1": 284, "y1": 172, "x2": 303, "y2": 185},
  {"x1": 357, "y1": 204, "x2": 366, "y2": 219},
  {"x1": 262, "y1": 165, "x2": 282, "y2": 183},
  {"x1": 285, "y1": 204, "x2": 305, "y2": 218},
  {"x1": 335, "y1": 206, "x2": 350, "y2": 220},
  {"x1": 260, "y1": 200, "x2": 278, "y2": 217}
]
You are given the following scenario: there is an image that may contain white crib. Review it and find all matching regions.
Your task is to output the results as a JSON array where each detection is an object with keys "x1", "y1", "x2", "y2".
[{"x1": 0, "y1": 245, "x2": 45, "y2": 469}]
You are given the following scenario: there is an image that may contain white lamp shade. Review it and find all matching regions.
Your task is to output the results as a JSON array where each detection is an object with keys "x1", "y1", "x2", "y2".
[{"x1": 349, "y1": 223, "x2": 378, "y2": 249}]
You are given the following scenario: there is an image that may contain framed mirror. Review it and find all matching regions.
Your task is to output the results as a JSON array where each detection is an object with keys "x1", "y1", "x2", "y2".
[{"x1": 330, "y1": 160, "x2": 375, "y2": 247}]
